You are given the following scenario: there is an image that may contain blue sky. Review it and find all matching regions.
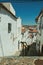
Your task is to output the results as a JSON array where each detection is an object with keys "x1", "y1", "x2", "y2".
[{"x1": 12, "y1": 1, "x2": 43, "y2": 25}]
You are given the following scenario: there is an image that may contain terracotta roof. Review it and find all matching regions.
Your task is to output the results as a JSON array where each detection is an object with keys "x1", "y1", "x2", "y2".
[
  {"x1": 35, "y1": 9, "x2": 43, "y2": 22},
  {"x1": 21, "y1": 26, "x2": 37, "y2": 33},
  {"x1": 29, "y1": 29, "x2": 38, "y2": 33},
  {"x1": 29, "y1": 27, "x2": 34, "y2": 30},
  {"x1": 22, "y1": 25, "x2": 37, "y2": 30},
  {"x1": 0, "y1": 3, "x2": 17, "y2": 20}
]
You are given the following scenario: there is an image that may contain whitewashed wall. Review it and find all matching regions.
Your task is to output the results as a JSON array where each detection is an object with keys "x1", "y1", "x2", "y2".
[
  {"x1": 36, "y1": 14, "x2": 43, "y2": 52},
  {"x1": 17, "y1": 17, "x2": 22, "y2": 51},
  {"x1": 40, "y1": 16, "x2": 43, "y2": 52},
  {"x1": 0, "y1": 7, "x2": 19, "y2": 57}
]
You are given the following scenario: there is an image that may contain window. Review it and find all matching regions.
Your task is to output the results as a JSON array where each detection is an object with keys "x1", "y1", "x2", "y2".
[
  {"x1": 8, "y1": 23, "x2": 11, "y2": 33},
  {"x1": 0, "y1": 17, "x2": 1, "y2": 22},
  {"x1": 42, "y1": 24, "x2": 43, "y2": 29}
]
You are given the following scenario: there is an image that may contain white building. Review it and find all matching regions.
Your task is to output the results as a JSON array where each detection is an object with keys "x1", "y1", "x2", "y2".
[
  {"x1": 21, "y1": 26, "x2": 29, "y2": 42},
  {"x1": 0, "y1": 3, "x2": 22, "y2": 57},
  {"x1": 35, "y1": 9, "x2": 43, "y2": 53}
]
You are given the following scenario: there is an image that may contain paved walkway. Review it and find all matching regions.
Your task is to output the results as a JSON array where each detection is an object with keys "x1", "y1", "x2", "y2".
[
  {"x1": 0, "y1": 57, "x2": 43, "y2": 65},
  {"x1": 0, "y1": 57, "x2": 35, "y2": 65}
]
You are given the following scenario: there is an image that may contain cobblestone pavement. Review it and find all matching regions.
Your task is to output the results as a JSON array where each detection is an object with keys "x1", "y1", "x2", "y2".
[{"x1": 0, "y1": 57, "x2": 43, "y2": 65}]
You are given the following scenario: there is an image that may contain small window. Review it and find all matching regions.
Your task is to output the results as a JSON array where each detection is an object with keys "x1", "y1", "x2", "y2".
[
  {"x1": 42, "y1": 24, "x2": 43, "y2": 29},
  {"x1": 8, "y1": 23, "x2": 11, "y2": 33},
  {"x1": 0, "y1": 17, "x2": 1, "y2": 22},
  {"x1": 39, "y1": 24, "x2": 41, "y2": 30}
]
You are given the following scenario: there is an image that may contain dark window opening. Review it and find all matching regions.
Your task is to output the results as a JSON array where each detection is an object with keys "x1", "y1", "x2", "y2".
[
  {"x1": 42, "y1": 45, "x2": 43, "y2": 53},
  {"x1": 39, "y1": 25, "x2": 41, "y2": 30},
  {"x1": 0, "y1": 17, "x2": 1, "y2": 22},
  {"x1": 42, "y1": 24, "x2": 43, "y2": 29},
  {"x1": 8, "y1": 23, "x2": 11, "y2": 33}
]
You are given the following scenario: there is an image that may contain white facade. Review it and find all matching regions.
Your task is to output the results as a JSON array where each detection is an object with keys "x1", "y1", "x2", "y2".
[
  {"x1": 15, "y1": 17, "x2": 22, "y2": 52},
  {"x1": 36, "y1": 12, "x2": 43, "y2": 53},
  {"x1": 21, "y1": 30, "x2": 30, "y2": 43},
  {"x1": 0, "y1": 3, "x2": 22, "y2": 57}
]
